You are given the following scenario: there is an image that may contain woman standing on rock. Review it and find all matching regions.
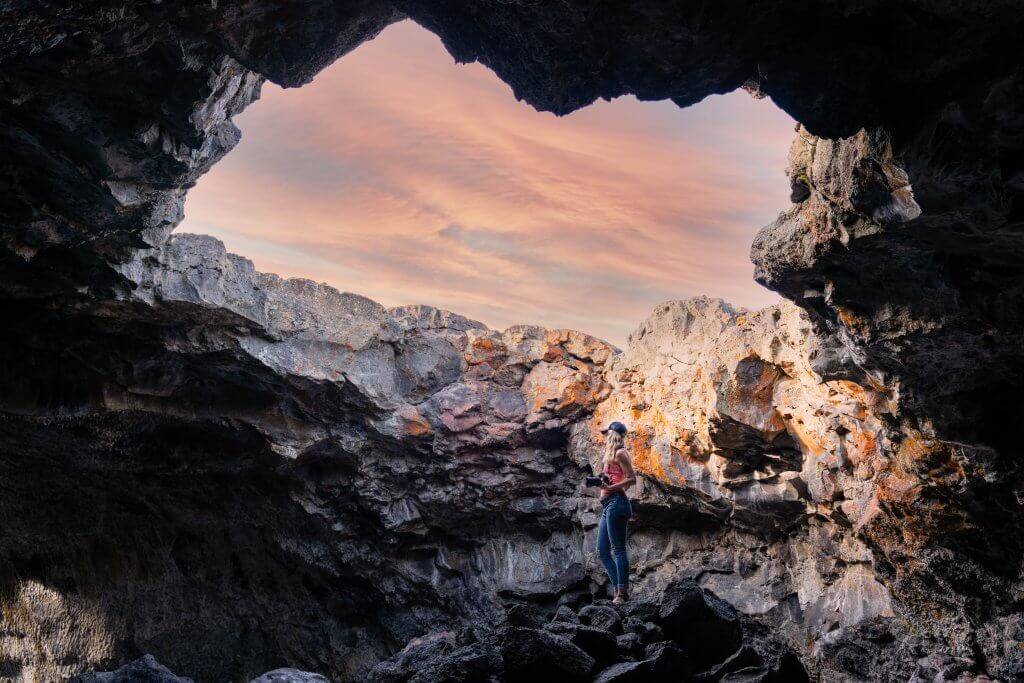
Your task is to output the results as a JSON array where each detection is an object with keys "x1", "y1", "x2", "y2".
[{"x1": 596, "y1": 421, "x2": 637, "y2": 604}]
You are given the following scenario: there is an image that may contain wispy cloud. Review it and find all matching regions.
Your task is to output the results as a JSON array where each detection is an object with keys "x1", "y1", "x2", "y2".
[{"x1": 179, "y1": 20, "x2": 795, "y2": 345}]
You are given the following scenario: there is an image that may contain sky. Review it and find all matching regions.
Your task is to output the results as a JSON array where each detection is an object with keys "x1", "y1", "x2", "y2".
[{"x1": 179, "y1": 20, "x2": 796, "y2": 346}]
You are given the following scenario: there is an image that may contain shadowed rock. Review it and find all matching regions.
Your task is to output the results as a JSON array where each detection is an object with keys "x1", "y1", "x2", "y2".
[{"x1": 3, "y1": 2, "x2": 1024, "y2": 681}]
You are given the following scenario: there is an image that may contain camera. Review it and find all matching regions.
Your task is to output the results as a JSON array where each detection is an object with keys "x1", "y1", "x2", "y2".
[{"x1": 584, "y1": 473, "x2": 611, "y2": 487}]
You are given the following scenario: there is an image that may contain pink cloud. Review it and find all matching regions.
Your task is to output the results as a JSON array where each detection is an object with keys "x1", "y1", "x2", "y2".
[{"x1": 179, "y1": 20, "x2": 796, "y2": 345}]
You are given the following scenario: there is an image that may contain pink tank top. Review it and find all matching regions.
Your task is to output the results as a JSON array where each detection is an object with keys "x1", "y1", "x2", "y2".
[
  {"x1": 603, "y1": 456, "x2": 626, "y2": 486},
  {"x1": 602, "y1": 454, "x2": 626, "y2": 497}
]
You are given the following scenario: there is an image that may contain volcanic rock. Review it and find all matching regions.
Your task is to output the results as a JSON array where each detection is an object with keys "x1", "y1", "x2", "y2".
[
  {"x1": 500, "y1": 628, "x2": 595, "y2": 682},
  {"x1": 3, "y1": 3, "x2": 1024, "y2": 681},
  {"x1": 250, "y1": 670, "x2": 331, "y2": 683},
  {"x1": 69, "y1": 656, "x2": 193, "y2": 683}
]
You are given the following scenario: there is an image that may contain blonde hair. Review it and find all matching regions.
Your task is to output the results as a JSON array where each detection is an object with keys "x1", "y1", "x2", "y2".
[{"x1": 603, "y1": 430, "x2": 625, "y2": 465}]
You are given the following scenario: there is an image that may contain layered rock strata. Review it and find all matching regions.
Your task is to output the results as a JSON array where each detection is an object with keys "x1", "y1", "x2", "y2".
[
  {"x1": 0, "y1": 234, "x2": 614, "y2": 681},
  {"x1": 5, "y1": 233, "x2": 1011, "y2": 680}
]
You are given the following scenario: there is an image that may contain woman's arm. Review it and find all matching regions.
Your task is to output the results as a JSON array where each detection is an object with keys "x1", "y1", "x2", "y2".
[{"x1": 601, "y1": 449, "x2": 637, "y2": 494}]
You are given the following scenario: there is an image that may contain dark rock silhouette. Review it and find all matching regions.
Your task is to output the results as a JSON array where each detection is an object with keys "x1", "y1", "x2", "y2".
[
  {"x1": 366, "y1": 581, "x2": 804, "y2": 683},
  {"x1": 2, "y1": 2, "x2": 1024, "y2": 682}
]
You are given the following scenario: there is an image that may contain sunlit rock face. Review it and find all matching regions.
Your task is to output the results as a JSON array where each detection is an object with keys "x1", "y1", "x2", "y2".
[
  {"x1": 572, "y1": 297, "x2": 900, "y2": 676},
  {"x1": 589, "y1": 297, "x2": 894, "y2": 531},
  {"x1": 753, "y1": 117, "x2": 1024, "y2": 681}
]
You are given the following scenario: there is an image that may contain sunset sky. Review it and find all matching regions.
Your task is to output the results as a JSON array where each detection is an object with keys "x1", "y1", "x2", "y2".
[{"x1": 179, "y1": 20, "x2": 796, "y2": 345}]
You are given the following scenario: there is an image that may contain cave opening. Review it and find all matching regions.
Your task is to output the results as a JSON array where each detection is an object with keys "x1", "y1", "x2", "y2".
[
  {"x1": 6, "y1": 4, "x2": 1024, "y2": 682},
  {"x1": 178, "y1": 19, "x2": 794, "y2": 346}
]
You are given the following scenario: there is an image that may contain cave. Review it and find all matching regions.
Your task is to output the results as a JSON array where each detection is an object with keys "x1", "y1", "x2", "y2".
[{"x1": 2, "y1": 3, "x2": 1023, "y2": 682}]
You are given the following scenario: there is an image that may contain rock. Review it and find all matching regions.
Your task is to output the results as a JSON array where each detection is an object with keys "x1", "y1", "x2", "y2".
[
  {"x1": 595, "y1": 641, "x2": 693, "y2": 683},
  {"x1": 369, "y1": 635, "x2": 501, "y2": 683},
  {"x1": 909, "y1": 654, "x2": 995, "y2": 683},
  {"x1": 521, "y1": 361, "x2": 610, "y2": 433},
  {"x1": 619, "y1": 601, "x2": 660, "y2": 623},
  {"x1": 552, "y1": 605, "x2": 581, "y2": 624},
  {"x1": 721, "y1": 667, "x2": 773, "y2": 683},
  {"x1": 250, "y1": 670, "x2": 330, "y2": 683},
  {"x1": 695, "y1": 646, "x2": 764, "y2": 682},
  {"x1": 698, "y1": 647, "x2": 809, "y2": 683},
  {"x1": 389, "y1": 305, "x2": 486, "y2": 334},
  {"x1": 657, "y1": 580, "x2": 743, "y2": 670},
  {"x1": 579, "y1": 604, "x2": 623, "y2": 633},
  {"x1": 593, "y1": 661, "x2": 648, "y2": 683},
  {"x1": 70, "y1": 656, "x2": 193, "y2": 683},
  {"x1": 504, "y1": 603, "x2": 547, "y2": 629},
  {"x1": 640, "y1": 622, "x2": 664, "y2": 643},
  {"x1": 542, "y1": 622, "x2": 618, "y2": 663},
  {"x1": 621, "y1": 617, "x2": 663, "y2": 644},
  {"x1": 644, "y1": 641, "x2": 692, "y2": 679},
  {"x1": 4, "y1": 8, "x2": 1024, "y2": 680},
  {"x1": 500, "y1": 628, "x2": 595, "y2": 682},
  {"x1": 615, "y1": 633, "x2": 645, "y2": 660},
  {"x1": 407, "y1": 642, "x2": 502, "y2": 683},
  {"x1": 368, "y1": 632, "x2": 459, "y2": 682}
]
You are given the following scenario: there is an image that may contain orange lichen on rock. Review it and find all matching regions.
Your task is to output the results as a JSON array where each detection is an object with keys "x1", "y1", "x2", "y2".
[
  {"x1": 396, "y1": 405, "x2": 434, "y2": 437},
  {"x1": 555, "y1": 373, "x2": 609, "y2": 414},
  {"x1": 844, "y1": 426, "x2": 877, "y2": 467},
  {"x1": 876, "y1": 471, "x2": 922, "y2": 505},
  {"x1": 835, "y1": 305, "x2": 870, "y2": 338},
  {"x1": 627, "y1": 429, "x2": 665, "y2": 481},
  {"x1": 627, "y1": 424, "x2": 686, "y2": 485},
  {"x1": 785, "y1": 416, "x2": 828, "y2": 458},
  {"x1": 892, "y1": 428, "x2": 938, "y2": 477}
]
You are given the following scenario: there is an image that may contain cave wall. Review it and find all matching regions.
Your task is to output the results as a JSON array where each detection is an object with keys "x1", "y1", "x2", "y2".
[{"x1": 2, "y1": 1, "x2": 1024, "y2": 681}]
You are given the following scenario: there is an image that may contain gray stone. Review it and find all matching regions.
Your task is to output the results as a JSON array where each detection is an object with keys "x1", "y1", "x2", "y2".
[
  {"x1": 250, "y1": 670, "x2": 330, "y2": 683},
  {"x1": 552, "y1": 605, "x2": 581, "y2": 624},
  {"x1": 500, "y1": 628, "x2": 594, "y2": 682},
  {"x1": 657, "y1": 580, "x2": 743, "y2": 671},
  {"x1": 579, "y1": 604, "x2": 623, "y2": 633},
  {"x1": 615, "y1": 633, "x2": 645, "y2": 661},
  {"x1": 70, "y1": 656, "x2": 193, "y2": 683}
]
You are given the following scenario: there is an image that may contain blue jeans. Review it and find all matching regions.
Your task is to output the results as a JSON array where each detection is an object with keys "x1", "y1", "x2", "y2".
[{"x1": 597, "y1": 493, "x2": 631, "y2": 589}]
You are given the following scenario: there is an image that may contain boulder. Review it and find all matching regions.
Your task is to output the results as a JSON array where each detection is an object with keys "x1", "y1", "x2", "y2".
[
  {"x1": 579, "y1": 604, "x2": 623, "y2": 633},
  {"x1": 622, "y1": 616, "x2": 663, "y2": 644},
  {"x1": 368, "y1": 632, "x2": 459, "y2": 682},
  {"x1": 552, "y1": 605, "x2": 581, "y2": 624},
  {"x1": 594, "y1": 641, "x2": 693, "y2": 683},
  {"x1": 70, "y1": 656, "x2": 193, "y2": 683},
  {"x1": 407, "y1": 642, "x2": 502, "y2": 683},
  {"x1": 504, "y1": 603, "x2": 547, "y2": 629},
  {"x1": 250, "y1": 670, "x2": 330, "y2": 683},
  {"x1": 645, "y1": 641, "x2": 693, "y2": 679},
  {"x1": 695, "y1": 646, "x2": 763, "y2": 682},
  {"x1": 500, "y1": 627, "x2": 595, "y2": 682},
  {"x1": 593, "y1": 661, "x2": 649, "y2": 683},
  {"x1": 615, "y1": 633, "x2": 645, "y2": 660},
  {"x1": 543, "y1": 622, "x2": 618, "y2": 663},
  {"x1": 657, "y1": 581, "x2": 743, "y2": 670},
  {"x1": 722, "y1": 667, "x2": 773, "y2": 683}
]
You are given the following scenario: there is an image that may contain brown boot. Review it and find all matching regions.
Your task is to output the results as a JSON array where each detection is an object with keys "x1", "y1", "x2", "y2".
[{"x1": 612, "y1": 588, "x2": 628, "y2": 604}]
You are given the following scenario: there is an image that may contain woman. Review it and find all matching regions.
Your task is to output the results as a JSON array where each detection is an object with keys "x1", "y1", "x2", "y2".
[{"x1": 596, "y1": 421, "x2": 637, "y2": 604}]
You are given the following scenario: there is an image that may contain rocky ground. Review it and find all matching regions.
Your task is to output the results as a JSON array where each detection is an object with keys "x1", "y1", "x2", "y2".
[{"x1": 72, "y1": 580, "x2": 998, "y2": 683}]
